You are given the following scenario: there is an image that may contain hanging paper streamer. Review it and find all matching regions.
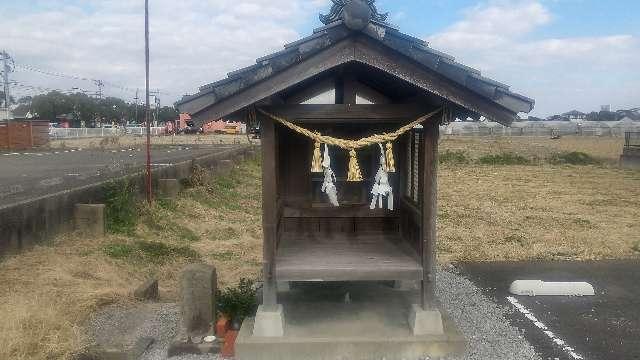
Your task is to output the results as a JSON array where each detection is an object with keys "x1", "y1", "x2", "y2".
[
  {"x1": 321, "y1": 144, "x2": 339, "y2": 206},
  {"x1": 347, "y1": 149, "x2": 363, "y2": 182},
  {"x1": 311, "y1": 141, "x2": 323, "y2": 173},
  {"x1": 384, "y1": 142, "x2": 396, "y2": 172},
  {"x1": 370, "y1": 144, "x2": 394, "y2": 210}
]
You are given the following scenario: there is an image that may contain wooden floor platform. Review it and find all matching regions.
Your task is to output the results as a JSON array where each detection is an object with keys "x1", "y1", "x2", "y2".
[{"x1": 276, "y1": 234, "x2": 422, "y2": 281}]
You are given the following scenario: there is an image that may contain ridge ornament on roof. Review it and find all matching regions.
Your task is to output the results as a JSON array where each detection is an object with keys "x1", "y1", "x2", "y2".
[{"x1": 320, "y1": 0, "x2": 389, "y2": 30}]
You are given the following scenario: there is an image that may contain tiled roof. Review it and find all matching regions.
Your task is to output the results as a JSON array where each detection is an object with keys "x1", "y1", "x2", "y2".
[{"x1": 177, "y1": 19, "x2": 534, "y2": 120}]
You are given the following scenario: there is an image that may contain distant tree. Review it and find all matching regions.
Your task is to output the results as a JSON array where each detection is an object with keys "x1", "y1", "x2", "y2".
[{"x1": 157, "y1": 106, "x2": 179, "y2": 123}]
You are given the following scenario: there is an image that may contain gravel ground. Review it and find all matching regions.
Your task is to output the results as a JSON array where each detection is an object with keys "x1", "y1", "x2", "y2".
[
  {"x1": 89, "y1": 267, "x2": 541, "y2": 360},
  {"x1": 435, "y1": 266, "x2": 541, "y2": 360}
]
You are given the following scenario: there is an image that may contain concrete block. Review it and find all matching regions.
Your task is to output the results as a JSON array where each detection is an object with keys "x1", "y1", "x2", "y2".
[
  {"x1": 74, "y1": 204, "x2": 105, "y2": 237},
  {"x1": 134, "y1": 278, "x2": 159, "y2": 301},
  {"x1": 408, "y1": 305, "x2": 444, "y2": 335},
  {"x1": 509, "y1": 280, "x2": 595, "y2": 296},
  {"x1": 620, "y1": 154, "x2": 640, "y2": 170},
  {"x1": 277, "y1": 281, "x2": 291, "y2": 292},
  {"x1": 180, "y1": 264, "x2": 217, "y2": 336},
  {"x1": 393, "y1": 280, "x2": 419, "y2": 290},
  {"x1": 217, "y1": 159, "x2": 233, "y2": 174},
  {"x1": 253, "y1": 305, "x2": 285, "y2": 337},
  {"x1": 157, "y1": 178, "x2": 180, "y2": 199}
]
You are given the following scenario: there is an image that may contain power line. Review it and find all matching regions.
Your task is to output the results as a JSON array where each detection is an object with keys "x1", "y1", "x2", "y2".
[{"x1": 13, "y1": 61, "x2": 174, "y2": 96}]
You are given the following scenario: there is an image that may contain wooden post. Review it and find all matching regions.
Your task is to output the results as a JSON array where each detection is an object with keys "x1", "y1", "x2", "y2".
[
  {"x1": 261, "y1": 114, "x2": 278, "y2": 310},
  {"x1": 420, "y1": 119, "x2": 439, "y2": 310}
]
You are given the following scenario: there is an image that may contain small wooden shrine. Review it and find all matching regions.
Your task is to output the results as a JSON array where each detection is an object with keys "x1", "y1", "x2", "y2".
[{"x1": 178, "y1": 0, "x2": 534, "y2": 343}]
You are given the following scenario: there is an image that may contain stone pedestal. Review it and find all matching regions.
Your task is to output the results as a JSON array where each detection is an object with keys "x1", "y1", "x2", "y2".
[
  {"x1": 253, "y1": 305, "x2": 285, "y2": 337},
  {"x1": 277, "y1": 281, "x2": 291, "y2": 292},
  {"x1": 408, "y1": 304, "x2": 444, "y2": 335},
  {"x1": 74, "y1": 204, "x2": 105, "y2": 237},
  {"x1": 158, "y1": 178, "x2": 180, "y2": 199}
]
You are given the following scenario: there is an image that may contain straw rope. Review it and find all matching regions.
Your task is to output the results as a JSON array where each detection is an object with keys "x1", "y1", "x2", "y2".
[{"x1": 257, "y1": 107, "x2": 442, "y2": 150}]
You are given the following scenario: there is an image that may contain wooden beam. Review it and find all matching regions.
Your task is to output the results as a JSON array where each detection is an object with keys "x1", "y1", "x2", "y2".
[
  {"x1": 260, "y1": 114, "x2": 278, "y2": 310},
  {"x1": 261, "y1": 104, "x2": 434, "y2": 124},
  {"x1": 343, "y1": 73, "x2": 357, "y2": 105},
  {"x1": 420, "y1": 117, "x2": 440, "y2": 310}
]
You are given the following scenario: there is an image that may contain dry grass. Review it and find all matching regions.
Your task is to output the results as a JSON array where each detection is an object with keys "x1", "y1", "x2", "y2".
[
  {"x1": 441, "y1": 135, "x2": 624, "y2": 163},
  {"x1": 0, "y1": 157, "x2": 262, "y2": 360},
  {"x1": 47, "y1": 134, "x2": 254, "y2": 150},
  {"x1": 0, "y1": 136, "x2": 638, "y2": 359}
]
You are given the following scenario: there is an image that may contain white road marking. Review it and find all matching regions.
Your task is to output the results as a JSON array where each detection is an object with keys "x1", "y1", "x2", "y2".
[{"x1": 507, "y1": 296, "x2": 584, "y2": 359}]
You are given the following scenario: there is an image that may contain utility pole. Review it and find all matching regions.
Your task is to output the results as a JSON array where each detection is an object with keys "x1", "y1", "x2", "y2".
[
  {"x1": 94, "y1": 80, "x2": 104, "y2": 99},
  {"x1": 144, "y1": 0, "x2": 152, "y2": 203},
  {"x1": 134, "y1": 88, "x2": 139, "y2": 124},
  {"x1": 154, "y1": 95, "x2": 160, "y2": 127},
  {"x1": 1, "y1": 50, "x2": 13, "y2": 120}
]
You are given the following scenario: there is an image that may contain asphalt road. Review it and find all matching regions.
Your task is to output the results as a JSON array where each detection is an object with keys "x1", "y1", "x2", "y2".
[
  {"x1": 0, "y1": 144, "x2": 237, "y2": 206},
  {"x1": 457, "y1": 260, "x2": 640, "y2": 360}
]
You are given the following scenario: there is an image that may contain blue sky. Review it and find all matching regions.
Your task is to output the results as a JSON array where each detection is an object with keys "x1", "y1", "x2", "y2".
[{"x1": 1, "y1": 0, "x2": 638, "y2": 117}]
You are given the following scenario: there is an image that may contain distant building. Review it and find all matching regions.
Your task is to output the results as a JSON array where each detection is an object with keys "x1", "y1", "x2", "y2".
[
  {"x1": 562, "y1": 110, "x2": 586, "y2": 123},
  {"x1": 601, "y1": 105, "x2": 611, "y2": 112}
]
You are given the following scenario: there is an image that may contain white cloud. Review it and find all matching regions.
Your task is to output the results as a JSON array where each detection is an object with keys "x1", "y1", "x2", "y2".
[
  {"x1": 428, "y1": 1, "x2": 640, "y2": 116},
  {"x1": 2, "y1": 0, "x2": 327, "y2": 102}
]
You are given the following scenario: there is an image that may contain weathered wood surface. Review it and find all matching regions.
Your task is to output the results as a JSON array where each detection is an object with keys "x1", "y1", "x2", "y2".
[
  {"x1": 261, "y1": 115, "x2": 278, "y2": 310},
  {"x1": 420, "y1": 120, "x2": 439, "y2": 310},
  {"x1": 188, "y1": 36, "x2": 520, "y2": 126},
  {"x1": 261, "y1": 104, "x2": 433, "y2": 123},
  {"x1": 276, "y1": 234, "x2": 422, "y2": 281}
]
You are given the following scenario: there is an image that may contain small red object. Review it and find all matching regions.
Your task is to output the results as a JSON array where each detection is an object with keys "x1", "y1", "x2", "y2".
[
  {"x1": 221, "y1": 330, "x2": 239, "y2": 358},
  {"x1": 216, "y1": 316, "x2": 230, "y2": 338}
]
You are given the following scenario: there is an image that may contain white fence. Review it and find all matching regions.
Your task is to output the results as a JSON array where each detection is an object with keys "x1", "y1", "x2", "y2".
[
  {"x1": 50, "y1": 127, "x2": 165, "y2": 139},
  {"x1": 441, "y1": 120, "x2": 640, "y2": 137}
]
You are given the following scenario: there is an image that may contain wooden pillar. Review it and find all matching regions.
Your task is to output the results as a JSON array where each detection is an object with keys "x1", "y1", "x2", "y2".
[
  {"x1": 420, "y1": 119, "x2": 439, "y2": 310},
  {"x1": 261, "y1": 115, "x2": 278, "y2": 310}
]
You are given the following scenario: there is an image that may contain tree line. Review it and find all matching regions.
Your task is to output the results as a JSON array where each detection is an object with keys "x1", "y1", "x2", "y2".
[{"x1": 10, "y1": 91, "x2": 178, "y2": 127}]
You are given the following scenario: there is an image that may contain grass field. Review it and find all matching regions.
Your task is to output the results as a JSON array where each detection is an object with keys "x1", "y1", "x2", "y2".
[{"x1": 0, "y1": 135, "x2": 638, "y2": 359}]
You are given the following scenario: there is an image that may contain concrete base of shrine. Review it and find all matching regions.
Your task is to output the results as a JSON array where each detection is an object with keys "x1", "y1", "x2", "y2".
[{"x1": 236, "y1": 282, "x2": 465, "y2": 360}]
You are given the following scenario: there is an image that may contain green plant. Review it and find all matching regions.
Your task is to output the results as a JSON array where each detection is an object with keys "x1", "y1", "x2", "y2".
[
  {"x1": 632, "y1": 241, "x2": 640, "y2": 254},
  {"x1": 103, "y1": 243, "x2": 134, "y2": 259},
  {"x1": 104, "y1": 180, "x2": 138, "y2": 235},
  {"x1": 217, "y1": 278, "x2": 258, "y2": 324},
  {"x1": 548, "y1": 151, "x2": 600, "y2": 166},
  {"x1": 478, "y1": 152, "x2": 530, "y2": 165},
  {"x1": 439, "y1": 150, "x2": 470, "y2": 165}
]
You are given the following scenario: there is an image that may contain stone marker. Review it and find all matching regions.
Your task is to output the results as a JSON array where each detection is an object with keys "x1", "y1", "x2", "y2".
[
  {"x1": 168, "y1": 263, "x2": 220, "y2": 357},
  {"x1": 134, "y1": 278, "x2": 159, "y2": 301},
  {"x1": 180, "y1": 263, "x2": 217, "y2": 336},
  {"x1": 157, "y1": 179, "x2": 180, "y2": 199},
  {"x1": 74, "y1": 204, "x2": 105, "y2": 237}
]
